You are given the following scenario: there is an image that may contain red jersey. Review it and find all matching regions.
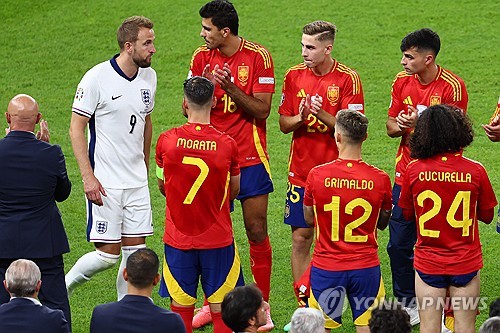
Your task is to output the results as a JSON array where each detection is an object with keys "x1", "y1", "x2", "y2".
[
  {"x1": 304, "y1": 159, "x2": 392, "y2": 271},
  {"x1": 399, "y1": 153, "x2": 497, "y2": 275},
  {"x1": 490, "y1": 96, "x2": 500, "y2": 123},
  {"x1": 388, "y1": 66, "x2": 468, "y2": 185},
  {"x1": 279, "y1": 62, "x2": 364, "y2": 187},
  {"x1": 189, "y1": 39, "x2": 275, "y2": 170},
  {"x1": 155, "y1": 123, "x2": 240, "y2": 250}
]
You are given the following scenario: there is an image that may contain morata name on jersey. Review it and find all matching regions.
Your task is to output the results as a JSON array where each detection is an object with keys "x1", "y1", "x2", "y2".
[
  {"x1": 324, "y1": 177, "x2": 374, "y2": 190},
  {"x1": 418, "y1": 171, "x2": 471, "y2": 183},
  {"x1": 177, "y1": 138, "x2": 217, "y2": 151}
]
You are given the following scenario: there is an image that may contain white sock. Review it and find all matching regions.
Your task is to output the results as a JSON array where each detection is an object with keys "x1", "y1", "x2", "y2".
[
  {"x1": 116, "y1": 244, "x2": 146, "y2": 301},
  {"x1": 65, "y1": 250, "x2": 120, "y2": 296}
]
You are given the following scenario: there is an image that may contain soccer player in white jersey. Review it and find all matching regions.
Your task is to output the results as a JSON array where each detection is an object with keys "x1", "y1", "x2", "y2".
[{"x1": 65, "y1": 16, "x2": 157, "y2": 300}]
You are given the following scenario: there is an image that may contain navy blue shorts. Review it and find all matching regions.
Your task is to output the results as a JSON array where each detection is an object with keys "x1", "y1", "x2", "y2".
[
  {"x1": 159, "y1": 242, "x2": 244, "y2": 305},
  {"x1": 416, "y1": 270, "x2": 478, "y2": 288},
  {"x1": 283, "y1": 183, "x2": 310, "y2": 228},
  {"x1": 236, "y1": 163, "x2": 274, "y2": 201}
]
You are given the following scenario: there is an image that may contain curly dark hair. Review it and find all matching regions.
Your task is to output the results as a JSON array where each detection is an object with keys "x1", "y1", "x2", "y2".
[
  {"x1": 409, "y1": 104, "x2": 473, "y2": 159},
  {"x1": 369, "y1": 302, "x2": 411, "y2": 333}
]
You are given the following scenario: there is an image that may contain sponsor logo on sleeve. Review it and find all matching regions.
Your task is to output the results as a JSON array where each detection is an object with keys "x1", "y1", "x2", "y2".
[
  {"x1": 280, "y1": 93, "x2": 285, "y2": 106},
  {"x1": 348, "y1": 104, "x2": 363, "y2": 111},
  {"x1": 258, "y1": 77, "x2": 275, "y2": 84}
]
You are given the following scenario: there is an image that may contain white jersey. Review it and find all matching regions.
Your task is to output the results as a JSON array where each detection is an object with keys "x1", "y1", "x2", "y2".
[{"x1": 72, "y1": 56, "x2": 157, "y2": 189}]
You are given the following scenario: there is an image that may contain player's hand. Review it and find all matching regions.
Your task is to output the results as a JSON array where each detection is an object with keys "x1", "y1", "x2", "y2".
[
  {"x1": 214, "y1": 63, "x2": 233, "y2": 90},
  {"x1": 202, "y1": 64, "x2": 216, "y2": 86},
  {"x1": 83, "y1": 175, "x2": 107, "y2": 206},
  {"x1": 36, "y1": 119, "x2": 50, "y2": 142},
  {"x1": 299, "y1": 95, "x2": 311, "y2": 121},
  {"x1": 309, "y1": 94, "x2": 323, "y2": 115},
  {"x1": 482, "y1": 117, "x2": 500, "y2": 142},
  {"x1": 396, "y1": 105, "x2": 418, "y2": 129}
]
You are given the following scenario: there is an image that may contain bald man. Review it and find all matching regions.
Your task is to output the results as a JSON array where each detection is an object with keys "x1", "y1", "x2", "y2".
[{"x1": 0, "y1": 94, "x2": 72, "y2": 328}]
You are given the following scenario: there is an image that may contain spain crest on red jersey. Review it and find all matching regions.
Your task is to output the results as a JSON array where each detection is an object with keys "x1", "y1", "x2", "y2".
[
  {"x1": 238, "y1": 65, "x2": 249, "y2": 86},
  {"x1": 430, "y1": 95, "x2": 442, "y2": 106},
  {"x1": 327, "y1": 85, "x2": 340, "y2": 106}
]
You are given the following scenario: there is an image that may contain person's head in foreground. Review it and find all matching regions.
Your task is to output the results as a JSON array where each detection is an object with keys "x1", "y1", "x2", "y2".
[
  {"x1": 410, "y1": 104, "x2": 473, "y2": 159},
  {"x1": 221, "y1": 284, "x2": 268, "y2": 332},
  {"x1": 368, "y1": 302, "x2": 411, "y2": 333},
  {"x1": 289, "y1": 307, "x2": 324, "y2": 333}
]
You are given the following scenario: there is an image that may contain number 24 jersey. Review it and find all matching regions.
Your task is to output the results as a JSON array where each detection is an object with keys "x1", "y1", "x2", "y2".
[{"x1": 399, "y1": 153, "x2": 497, "y2": 275}]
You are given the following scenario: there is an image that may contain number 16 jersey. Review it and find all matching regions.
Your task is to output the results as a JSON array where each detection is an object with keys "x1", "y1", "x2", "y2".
[
  {"x1": 155, "y1": 123, "x2": 240, "y2": 250},
  {"x1": 189, "y1": 39, "x2": 275, "y2": 169}
]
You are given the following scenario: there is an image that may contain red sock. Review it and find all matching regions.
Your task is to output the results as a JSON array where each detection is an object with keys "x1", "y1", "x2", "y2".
[
  {"x1": 171, "y1": 304, "x2": 194, "y2": 333},
  {"x1": 249, "y1": 236, "x2": 272, "y2": 301},
  {"x1": 212, "y1": 311, "x2": 232, "y2": 333},
  {"x1": 203, "y1": 297, "x2": 209, "y2": 307}
]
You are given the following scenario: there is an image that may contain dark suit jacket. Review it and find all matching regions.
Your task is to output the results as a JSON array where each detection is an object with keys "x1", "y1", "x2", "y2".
[
  {"x1": 0, "y1": 297, "x2": 69, "y2": 333},
  {"x1": 0, "y1": 131, "x2": 71, "y2": 258},
  {"x1": 90, "y1": 295, "x2": 186, "y2": 333}
]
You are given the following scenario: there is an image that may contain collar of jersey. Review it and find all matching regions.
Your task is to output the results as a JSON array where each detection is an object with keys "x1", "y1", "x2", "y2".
[{"x1": 110, "y1": 54, "x2": 138, "y2": 82}]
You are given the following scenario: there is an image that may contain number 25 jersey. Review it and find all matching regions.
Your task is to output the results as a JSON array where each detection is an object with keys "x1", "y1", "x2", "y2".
[{"x1": 156, "y1": 123, "x2": 240, "y2": 250}]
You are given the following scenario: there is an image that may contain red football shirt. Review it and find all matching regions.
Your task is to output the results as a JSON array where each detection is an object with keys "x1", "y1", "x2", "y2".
[
  {"x1": 490, "y1": 96, "x2": 500, "y2": 123},
  {"x1": 399, "y1": 153, "x2": 497, "y2": 275},
  {"x1": 189, "y1": 39, "x2": 275, "y2": 170},
  {"x1": 304, "y1": 159, "x2": 392, "y2": 271},
  {"x1": 279, "y1": 62, "x2": 364, "y2": 187},
  {"x1": 388, "y1": 66, "x2": 468, "y2": 185},
  {"x1": 155, "y1": 123, "x2": 240, "y2": 250}
]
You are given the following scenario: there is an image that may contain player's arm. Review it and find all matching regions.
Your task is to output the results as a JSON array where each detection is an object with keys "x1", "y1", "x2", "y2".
[
  {"x1": 303, "y1": 204, "x2": 314, "y2": 227},
  {"x1": 477, "y1": 207, "x2": 495, "y2": 224},
  {"x1": 313, "y1": 108, "x2": 336, "y2": 129},
  {"x1": 300, "y1": 94, "x2": 336, "y2": 129},
  {"x1": 386, "y1": 116, "x2": 404, "y2": 137},
  {"x1": 229, "y1": 174, "x2": 240, "y2": 200},
  {"x1": 482, "y1": 115, "x2": 500, "y2": 142},
  {"x1": 214, "y1": 64, "x2": 272, "y2": 120},
  {"x1": 69, "y1": 112, "x2": 106, "y2": 205},
  {"x1": 377, "y1": 209, "x2": 392, "y2": 230},
  {"x1": 143, "y1": 114, "x2": 153, "y2": 172},
  {"x1": 157, "y1": 177, "x2": 165, "y2": 197},
  {"x1": 54, "y1": 146, "x2": 72, "y2": 202},
  {"x1": 386, "y1": 106, "x2": 418, "y2": 138}
]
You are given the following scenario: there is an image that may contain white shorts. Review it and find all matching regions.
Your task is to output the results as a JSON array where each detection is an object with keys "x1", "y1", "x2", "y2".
[{"x1": 86, "y1": 185, "x2": 153, "y2": 242}]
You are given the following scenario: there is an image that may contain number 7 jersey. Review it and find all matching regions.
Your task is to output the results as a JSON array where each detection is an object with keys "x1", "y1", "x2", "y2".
[
  {"x1": 155, "y1": 123, "x2": 240, "y2": 250},
  {"x1": 399, "y1": 153, "x2": 498, "y2": 275}
]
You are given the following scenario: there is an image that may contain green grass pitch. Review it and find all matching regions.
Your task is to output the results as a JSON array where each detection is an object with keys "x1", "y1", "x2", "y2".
[{"x1": 1, "y1": 0, "x2": 499, "y2": 332}]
